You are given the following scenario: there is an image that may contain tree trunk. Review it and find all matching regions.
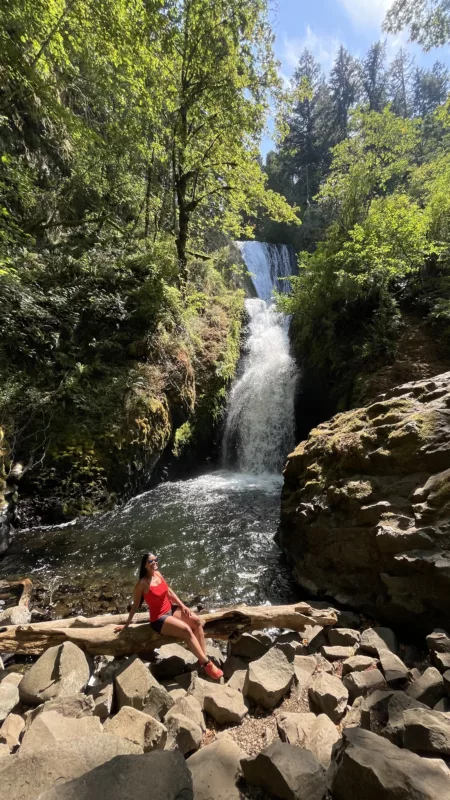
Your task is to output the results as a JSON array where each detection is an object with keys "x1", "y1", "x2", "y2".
[{"x1": 0, "y1": 602, "x2": 337, "y2": 657}]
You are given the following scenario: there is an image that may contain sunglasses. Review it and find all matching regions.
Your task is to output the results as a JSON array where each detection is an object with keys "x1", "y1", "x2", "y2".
[{"x1": 147, "y1": 556, "x2": 158, "y2": 565}]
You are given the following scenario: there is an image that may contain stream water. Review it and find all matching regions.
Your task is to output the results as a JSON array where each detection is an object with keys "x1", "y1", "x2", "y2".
[{"x1": 0, "y1": 243, "x2": 300, "y2": 616}]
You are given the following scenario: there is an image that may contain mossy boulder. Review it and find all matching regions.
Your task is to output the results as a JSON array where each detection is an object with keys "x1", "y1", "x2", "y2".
[{"x1": 278, "y1": 371, "x2": 450, "y2": 632}]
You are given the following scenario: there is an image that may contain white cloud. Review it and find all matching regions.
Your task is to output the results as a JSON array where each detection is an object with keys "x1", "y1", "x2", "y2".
[
  {"x1": 283, "y1": 25, "x2": 340, "y2": 76},
  {"x1": 338, "y1": 0, "x2": 391, "y2": 29}
]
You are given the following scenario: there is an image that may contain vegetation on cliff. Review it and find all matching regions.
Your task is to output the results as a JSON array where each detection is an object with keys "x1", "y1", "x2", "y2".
[{"x1": 0, "y1": 1, "x2": 299, "y2": 521}]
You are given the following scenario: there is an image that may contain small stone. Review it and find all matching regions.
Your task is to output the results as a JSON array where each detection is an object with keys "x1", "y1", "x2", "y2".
[
  {"x1": 203, "y1": 684, "x2": 248, "y2": 725},
  {"x1": 426, "y1": 629, "x2": 450, "y2": 654},
  {"x1": 293, "y1": 655, "x2": 317, "y2": 692},
  {"x1": 165, "y1": 695, "x2": 205, "y2": 733},
  {"x1": 431, "y1": 652, "x2": 450, "y2": 672},
  {"x1": 0, "y1": 683, "x2": 19, "y2": 723},
  {"x1": 91, "y1": 682, "x2": 114, "y2": 721}
]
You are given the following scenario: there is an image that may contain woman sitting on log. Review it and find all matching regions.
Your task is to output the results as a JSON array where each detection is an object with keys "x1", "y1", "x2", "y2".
[{"x1": 114, "y1": 552, "x2": 223, "y2": 680}]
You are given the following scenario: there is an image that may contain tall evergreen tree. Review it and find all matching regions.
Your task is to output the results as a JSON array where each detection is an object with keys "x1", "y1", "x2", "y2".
[
  {"x1": 413, "y1": 61, "x2": 449, "y2": 116},
  {"x1": 329, "y1": 45, "x2": 361, "y2": 138},
  {"x1": 388, "y1": 48, "x2": 415, "y2": 117},
  {"x1": 362, "y1": 41, "x2": 388, "y2": 111}
]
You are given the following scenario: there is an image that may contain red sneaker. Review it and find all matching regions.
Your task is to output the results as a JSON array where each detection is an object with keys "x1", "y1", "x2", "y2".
[{"x1": 203, "y1": 660, "x2": 223, "y2": 680}]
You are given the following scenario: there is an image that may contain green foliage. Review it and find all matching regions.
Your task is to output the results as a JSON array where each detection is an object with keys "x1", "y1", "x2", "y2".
[{"x1": 384, "y1": 0, "x2": 450, "y2": 50}]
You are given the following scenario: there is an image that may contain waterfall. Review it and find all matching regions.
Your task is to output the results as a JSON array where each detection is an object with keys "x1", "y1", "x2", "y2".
[{"x1": 222, "y1": 242, "x2": 298, "y2": 474}]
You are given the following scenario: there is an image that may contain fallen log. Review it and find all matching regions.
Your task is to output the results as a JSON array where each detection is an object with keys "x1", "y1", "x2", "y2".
[{"x1": 0, "y1": 602, "x2": 337, "y2": 657}]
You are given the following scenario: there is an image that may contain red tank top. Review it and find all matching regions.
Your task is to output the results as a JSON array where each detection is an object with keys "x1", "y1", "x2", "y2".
[{"x1": 144, "y1": 576, "x2": 171, "y2": 621}]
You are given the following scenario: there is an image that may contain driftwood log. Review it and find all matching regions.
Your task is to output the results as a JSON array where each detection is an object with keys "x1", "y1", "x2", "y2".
[{"x1": 0, "y1": 602, "x2": 337, "y2": 657}]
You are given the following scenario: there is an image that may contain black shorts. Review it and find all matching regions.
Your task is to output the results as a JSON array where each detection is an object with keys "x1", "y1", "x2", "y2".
[{"x1": 150, "y1": 604, "x2": 180, "y2": 633}]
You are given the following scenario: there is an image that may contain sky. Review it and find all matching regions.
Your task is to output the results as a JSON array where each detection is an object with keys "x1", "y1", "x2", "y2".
[{"x1": 261, "y1": 0, "x2": 450, "y2": 157}]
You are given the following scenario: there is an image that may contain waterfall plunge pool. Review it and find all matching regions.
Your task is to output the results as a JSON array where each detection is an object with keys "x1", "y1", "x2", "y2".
[{"x1": 0, "y1": 471, "x2": 298, "y2": 617}]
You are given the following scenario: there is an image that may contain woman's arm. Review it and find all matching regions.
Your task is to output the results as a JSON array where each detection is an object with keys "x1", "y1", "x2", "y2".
[{"x1": 114, "y1": 582, "x2": 144, "y2": 632}]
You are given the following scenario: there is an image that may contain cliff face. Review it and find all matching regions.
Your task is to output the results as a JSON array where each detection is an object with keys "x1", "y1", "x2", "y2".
[{"x1": 277, "y1": 371, "x2": 450, "y2": 632}]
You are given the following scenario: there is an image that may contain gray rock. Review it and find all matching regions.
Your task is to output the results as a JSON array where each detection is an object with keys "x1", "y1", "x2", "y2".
[
  {"x1": 359, "y1": 627, "x2": 398, "y2": 657},
  {"x1": 276, "y1": 711, "x2": 338, "y2": 768},
  {"x1": 104, "y1": 706, "x2": 167, "y2": 752},
  {"x1": 328, "y1": 628, "x2": 360, "y2": 647},
  {"x1": 203, "y1": 683, "x2": 248, "y2": 725},
  {"x1": 1, "y1": 673, "x2": 23, "y2": 688},
  {"x1": 165, "y1": 694, "x2": 205, "y2": 732},
  {"x1": 293, "y1": 655, "x2": 317, "y2": 692},
  {"x1": 342, "y1": 655, "x2": 377, "y2": 676},
  {"x1": 187, "y1": 733, "x2": 245, "y2": 800},
  {"x1": 0, "y1": 713, "x2": 24, "y2": 751},
  {"x1": 0, "y1": 743, "x2": 9, "y2": 758},
  {"x1": 432, "y1": 652, "x2": 450, "y2": 672},
  {"x1": 406, "y1": 667, "x2": 445, "y2": 707},
  {"x1": 227, "y1": 669, "x2": 247, "y2": 693},
  {"x1": 378, "y1": 648, "x2": 409, "y2": 686},
  {"x1": 152, "y1": 644, "x2": 198, "y2": 679},
  {"x1": 229, "y1": 633, "x2": 269, "y2": 661},
  {"x1": 308, "y1": 672, "x2": 348, "y2": 723},
  {"x1": 0, "y1": 606, "x2": 31, "y2": 626},
  {"x1": 223, "y1": 656, "x2": 248, "y2": 680},
  {"x1": 303, "y1": 625, "x2": 327, "y2": 654},
  {"x1": 320, "y1": 645, "x2": 354, "y2": 661},
  {"x1": 36, "y1": 749, "x2": 193, "y2": 800},
  {"x1": 91, "y1": 681, "x2": 114, "y2": 720},
  {"x1": 402, "y1": 707, "x2": 450, "y2": 755},
  {"x1": 443, "y1": 669, "x2": 450, "y2": 696},
  {"x1": 343, "y1": 668, "x2": 387, "y2": 702},
  {"x1": 361, "y1": 690, "x2": 428, "y2": 745},
  {"x1": 21, "y1": 710, "x2": 102, "y2": 754},
  {"x1": 308, "y1": 714, "x2": 340, "y2": 768},
  {"x1": 274, "y1": 632, "x2": 305, "y2": 656},
  {"x1": 115, "y1": 656, "x2": 173, "y2": 719},
  {"x1": 0, "y1": 734, "x2": 142, "y2": 800},
  {"x1": 342, "y1": 696, "x2": 363, "y2": 729},
  {"x1": 244, "y1": 647, "x2": 294, "y2": 710},
  {"x1": 327, "y1": 727, "x2": 450, "y2": 800},
  {"x1": 27, "y1": 693, "x2": 95, "y2": 728},
  {"x1": 0, "y1": 683, "x2": 19, "y2": 723},
  {"x1": 426, "y1": 629, "x2": 450, "y2": 654},
  {"x1": 276, "y1": 711, "x2": 316, "y2": 746},
  {"x1": 19, "y1": 642, "x2": 90, "y2": 705},
  {"x1": 241, "y1": 740, "x2": 326, "y2": 800},
  {"x1": 435, "y1": 697, "x2": 450, "y2": 713},
  {"x1": 165, "y1": 712, "x2": 203, "y2": 755}
]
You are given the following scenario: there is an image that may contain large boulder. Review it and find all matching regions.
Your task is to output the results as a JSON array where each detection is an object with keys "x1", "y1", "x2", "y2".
[
  {"x1": 115, "y1": 656, "x2": 173, "y2": 719},
  {"x1": 203, "y1": 683, "x2": 248, "y2": 725},
  {"x1": 277, "y1": 711, "x2": 339, "y2": 768},
  {"x1": 343, "y1": 668, "x2": 387, "y2": 702},
  {"x1": 406, "y1": 667, "x2": 445, "y2": 707},
  {"x1": 164, "y1": 712, "x2": 203, "y2": 755},
  {"x1": 402, "y1": 707, "x2": 450, "y2": 755},
  {"x1": 19, "y1": 642, "x2": 90, "y2": 705},
  {"x1": 327, "y1": 727, "x2": 450, "y2": 799},
  {"x1": 243, "y1": 647, "x2": 294, "y2": 709},
  {"x1": 277, "y1": 372, "x2": 450, "y2": 630},
  {"x1": 360, "y1": 690, "x2": 428, "y2": 745},
  {"x1": 165, "y1": 694, "x2": 205, "y2": 732},
  {"x1": 187, "y1": 734, "x2": 246, "y2": 800},
  {"x1": 0, "y1": 683, "x2": 19, "y2": 723},
  {"x1": 229, "y1": 633, "x2": 269, "y2": 661},
  {"x1": 20, "y1": 710, "x2": 102, "y2": 753},
  {"x1": 241, "y1": 741, "x2": 326, "y2": 800},
  {"x1": 308, "y1": 672, "x2": 348, "y2": 723},
  {"x1": 24, "y1": 693, "x2": 95, "y2": 730},
  {"x1": 104, "y1": 706, "x2": 167, "y2": 751},
  {"x1": 152, "y1": 644, "x2": 198, "y2": 679},
  {"x1": 36, "y1": 750, "x2": 193, "y2": 800},
  {"x1": 0, "y1": 734, "x2": 142, "y2": 800}
]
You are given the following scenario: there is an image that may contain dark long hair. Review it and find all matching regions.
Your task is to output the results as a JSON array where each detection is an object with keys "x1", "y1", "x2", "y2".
[{"x1": 139, "y1": 552, "x2": 150, "y2": 580}]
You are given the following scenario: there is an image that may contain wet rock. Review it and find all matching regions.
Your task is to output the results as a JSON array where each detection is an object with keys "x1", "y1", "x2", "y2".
[
  {"x1": 328, "y1": 628, "x2": 360, "y2": 647},
  {"x1": 19, "y1": 642, "x2": 90, "y2": 705},
  {"x1": 342, "y1": 655, "x2": 377, "y2": 676},
  {"x1": 402, "y1": 707, "x2": 450, "y2": 755},
  {"x1": 152, "y1": 644, "x2": 198, "y2": 679},
  {"x1": 308, "y1": 672, "x2": 348, "y2": 723},
  {"x1": 104, "y1": 706, "x2": 167, "y2": 752},
  {"x1": 187, "y1": 733, "x2": 245, "y2": 800},
  {"x1": 0, "y1": 683, "x2": 19, "y2": 723},
  {"x1": 378, "y1": 648, "x2": 409, "y2": 687},
  {"x1": 0, "y1": 734, "x2": 143, "y2": 800},
  {"x1": 165, "y1": 712, "x2": 203, "y2": 755},
  {"x1": 406, "y1": 667, "x2": 445, "y2": 707},
  {"x1": 328, "y1": 727, "x2": 450, "y2": 800},
  {"x1": 21, "y1": 710, "x2": 102, "y2": 753},
  {"x1": 343, "y1": 668, "x2": 387, "y2": 702},
  {"x1": 229, "y1": 633, "x2": 269, "y2": 661},
  {"x1": 320, "y1": 645, "x2": 354, "y2": 661},
  {"x1": 359, "y1": 627, "x2": 398, "y2": 657},
  {"x1": 244, "y1": 647, "x2": 294, "y2": 710},
  {"x1": 115, "y1": 656, "x2": 173, "y2": 719},
  {"x1": 0, "y1": 714, "x2": 24, "y2": 751},
  {"x1": 36, "y1": 750, "x2": 193, "y2": 800},
  {"x1": 241, "y1": 741, "x2": 326, "y2": 800}
]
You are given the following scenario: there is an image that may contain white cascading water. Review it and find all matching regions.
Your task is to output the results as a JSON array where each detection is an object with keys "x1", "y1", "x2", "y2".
[{"x1": 222, "y1": 242, "x2": 298, "y2": 474}]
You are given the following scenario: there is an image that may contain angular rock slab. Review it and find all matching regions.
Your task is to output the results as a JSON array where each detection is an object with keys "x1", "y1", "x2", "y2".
[
  {"x1": 36, "y1": 750, "x2": 193, "y2": 800},
  {"x1": 343, "y1": 668, "x2": 387, "y2": 702},
  {"x1": 327, "y1": 727, "x2": 450, "y2": 800},
  {"x1": 21, "y1": 710, "x2": 102, "y2": 754},
  {"x1": 244, "y1": 647, "x2": 294, "y2": 709},
  {"x1": 378, "y1": 648, "x2": 409, "y2": 687},
  {"x1": 115, "y1": 656, "x2": 173, "y2": 719},
  {"x1": 203, "y1": 683, "x2": 248, "y2": 725},
  {"x1": 328, "y1": 628, "x2": 360, "y2": 647},
  {"x1": 241, "y1": 740, "x2": 326, "y2": 800},
  {"x1": 187, "y1": 734, "x2": 246, "y2": 800},
  {"x1": 19, "y1": 642, "x2": 90, "y2": 705},
  {"x1": 0, "y1": 713, "x2": 24, "y2": 751},
  {"x1": 152, "y1": 644, "x2": 198, "y2": 679},
  {"x1": 360, "y1": 690, "x2": 428, "y2": 745},
  {"x1": 359, "y1": 627, "x2": 398, "y2": 657},
  {"x1": 0, "y1": 682, "x2": 19, "y2": 723},
  {"x1": 104, "y1": 706, "x2": 167, "y2": 752},
  {"x1": 309, "y1": 672, "x2": 348, "y2": 723},
  {"x1": 402, "y1": 707, "x2": 450, "y2": 755},
  {"x1": 165, "y1": 712, "x2": 203, "y2": 755},
  {"x1": 342, "y1": 655, "x2": 377, "y2": 676},
  {"x1": 0, "y1": 734, "x2": 142, "y2": 800},
  {"x1": 165, "y1": 694, "x2": 205, "y2": 732},
  {"x1": 406, "y1": 667, "x2": 445, "y2": 707},
  {"x1": 277, "y1": 711, "x2": 339, "y2": 768}
]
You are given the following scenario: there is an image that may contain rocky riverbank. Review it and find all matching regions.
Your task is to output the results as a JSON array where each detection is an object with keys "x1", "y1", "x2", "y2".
[
  {"x1": 2, "y1": 605, "x2": 450, "y2": 798},
  {"x1": 278, "y1": 370, "x2": 450, "y2": 634}
]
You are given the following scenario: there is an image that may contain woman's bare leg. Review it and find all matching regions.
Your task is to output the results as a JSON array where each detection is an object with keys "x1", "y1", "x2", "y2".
[
  {"x1": 173, "y1": 608, "x2": 207, "y2": 655},
  {"x1": 160, "y1": 615, "x2": 208, "y2": 664}
]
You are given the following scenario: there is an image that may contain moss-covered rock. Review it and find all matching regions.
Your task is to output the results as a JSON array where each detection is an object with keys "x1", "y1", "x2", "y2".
[{"x1": 278, "y1": 371, "x2": 450, "y2": 633}]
